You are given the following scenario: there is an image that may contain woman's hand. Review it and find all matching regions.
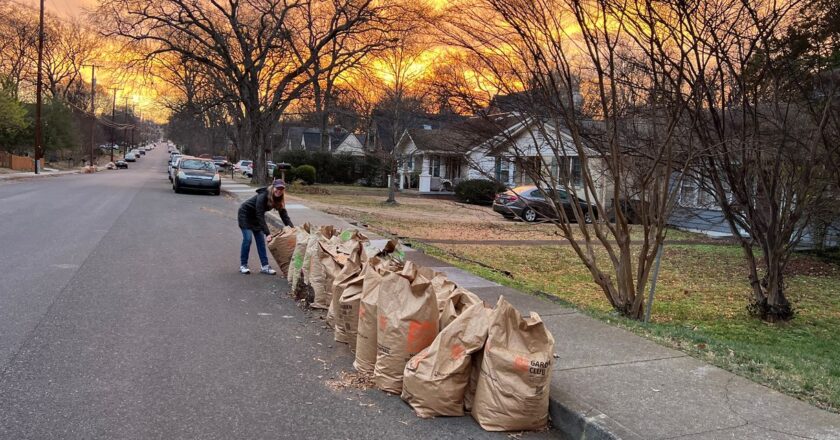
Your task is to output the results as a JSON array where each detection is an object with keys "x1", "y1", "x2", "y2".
[{"x1": 266, "y1": 235, "x2": 274, "y2": 243}]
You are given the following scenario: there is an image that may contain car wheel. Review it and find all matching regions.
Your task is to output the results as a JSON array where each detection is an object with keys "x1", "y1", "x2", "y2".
[
  {"x1": 522, "y1": 208, "x2": 537, "y2": 222},
  {"x1": 213, "y1": 189, "x2": 221, "y2": 196}
]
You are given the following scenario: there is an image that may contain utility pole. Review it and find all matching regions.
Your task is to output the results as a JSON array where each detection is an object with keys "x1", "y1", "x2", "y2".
[
  {"x1": 110, "y1": 87, "x2": 121, "y2": 162},
  {"x1": 34, "y1": 0, "x2": 45, "y2": 174},
  {"x1": 84, "y1": 64, "x2": 101, "y2": 169},
  {"x1": 123, "y1": 96, "x2": 130, "y2": 155}
]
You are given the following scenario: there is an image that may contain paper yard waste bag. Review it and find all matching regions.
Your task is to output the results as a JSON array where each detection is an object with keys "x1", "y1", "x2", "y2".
[
  {"x1": 267, "y1": 226, "x2": 297, "y2": 277},
  {"x1": 401, "y1": 302, "x2": 491, "y2": 418},
  {"x1": 329, "y1": 239, "x2": 365, "y2": 340},
  {"x1": 319, "y1": 240, "x2": 347, "y2": 325},
  {"x1": 374, "y1": 262, "x2": 440, "y2": 394},
  {"x1": 438, "y1": 288, "x2": 482, "y2": 330},
  {"x1": 353, "y1": 258, "x2": 391, "y2": 373},
  {"x1": 472, "y1": 296, "x2": 555, "y2": 431},
  {"x1": 335, "y1": 256, "x2": 368, "y2": 350},
  {"x1": 310, "y1": 226, "x2": 339, "y2": 309},
  {"x1": 464, "y1": 349, "x2": 483, "y2": 413},
  {"x1": 364, "y1": 239, "x2": 405, "y2": 264},
  {"x1": 288, "y1": 223, "x2": 311, "y2": 295}
]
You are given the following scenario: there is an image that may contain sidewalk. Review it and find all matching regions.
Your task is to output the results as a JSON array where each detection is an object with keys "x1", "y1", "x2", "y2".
[
  {"x1": 0, "y1": 169, "x2": 82, "y2": 182},
  {"x1": 221, "y1": 178, "x2": 840, "y2": 440}
]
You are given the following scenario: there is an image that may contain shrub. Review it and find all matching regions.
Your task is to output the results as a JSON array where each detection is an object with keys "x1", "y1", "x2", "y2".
[
  {"x1": 454, "y1": 179, "x2": 506, "y2": 205},
  {"x1": 295, "y1": 164, "x2": 316, "y2": 185}
]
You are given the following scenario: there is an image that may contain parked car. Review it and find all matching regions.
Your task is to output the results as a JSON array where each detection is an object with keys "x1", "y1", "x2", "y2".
[
  {"x1": 244, "y1": 161, "x2": 275, "y2": 178},
  {"x1": 169, "y1": 155, "x2": 185, "y2": 182},
  {"x1": 492, "y1": 185, "x2": 598, "y2": 223},
  {"x1": 115, "y1": 159, "x2": 128, "y2": 169},
  {"x1": 168, "y1": 153, "x2": 183, "y2": 173},
  {"x1": 233, "y1": 160, "x2": 252, "y2": 173},
  {"x1": 125, "y1": 153, "x2": 137, "y2": 162},
  {"x1": 173, "y1": 158, "x2": 221, "y2": 195},
  {"x1": 138, "y1": 149, "x2": 146, "y2": 156},
  {"x1": 212, "y1": 156, "x2": 229, "y2": 168}
]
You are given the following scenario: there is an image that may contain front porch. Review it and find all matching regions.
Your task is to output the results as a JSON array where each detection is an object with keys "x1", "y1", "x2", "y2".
[{"x1": 399, "y1": 153, "x2": 467, "y2": 193}]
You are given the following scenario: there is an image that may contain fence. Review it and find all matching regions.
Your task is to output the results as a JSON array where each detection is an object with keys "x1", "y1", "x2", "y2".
[{"x1": 0, "y1": 152, "x2": 40, "y2": 172}]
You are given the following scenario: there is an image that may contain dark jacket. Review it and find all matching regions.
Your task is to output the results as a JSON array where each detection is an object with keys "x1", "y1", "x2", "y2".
[{"x1": 237, "y1": 187, "x2": 294, "y2": 234}]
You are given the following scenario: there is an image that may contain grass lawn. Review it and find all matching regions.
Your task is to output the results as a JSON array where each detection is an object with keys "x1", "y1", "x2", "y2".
[{"x1": 291, "y1": 184, "x2": 840, "y2": 413}]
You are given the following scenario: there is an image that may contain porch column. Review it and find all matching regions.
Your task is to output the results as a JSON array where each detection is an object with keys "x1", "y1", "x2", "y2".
[
  {"x1": 419, "y1": 155, "x2": 432, "y2": 192},
  {"x1": 399, "y1": 165, "x2": 405, "y2": 190},
  {"x1": 507, "y1": 160, "x2": 515, "y2": 186}
]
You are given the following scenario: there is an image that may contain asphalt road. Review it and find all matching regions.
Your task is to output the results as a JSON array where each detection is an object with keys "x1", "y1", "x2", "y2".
[{"x1": 0, "y1": 149, "x2": 560, "y2": 439}]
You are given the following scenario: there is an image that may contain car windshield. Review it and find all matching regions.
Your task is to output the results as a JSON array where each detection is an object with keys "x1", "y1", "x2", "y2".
[
  {"x1": 241, "y1": 161, "x2": 252, "y2": 166},
  {"x1": 213, "y1": 156, "x2": 226, "y2": 161},
  {"x1": 180, "y1": 159, "x2": 215, "y2": 171}
]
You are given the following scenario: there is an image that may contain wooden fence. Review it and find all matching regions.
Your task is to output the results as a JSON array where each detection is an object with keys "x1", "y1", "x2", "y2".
[{"x1": 0, "y1": 152, "x2": 39, "y2": 171}]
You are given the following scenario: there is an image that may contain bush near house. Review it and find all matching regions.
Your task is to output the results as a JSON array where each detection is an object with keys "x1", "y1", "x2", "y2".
[
  {"x1": 454, "y1": 179, "x2": 507, "y2": 205},
  {"x1": 294, "y1": 164, "x2": 316, "y2": 185},
  {"x1": 274, "y1": 150, "x2": 385, "y2": 186}
]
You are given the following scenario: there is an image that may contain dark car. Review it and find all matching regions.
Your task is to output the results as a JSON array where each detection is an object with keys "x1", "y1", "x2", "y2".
[
  {"x1": 115, "y1": 160, "x2": 128, "y2": 169},
  {"x1": 492, "y1": 185, "x2": 597, "y2": 223},
  {"x1": 212, "y1": 156, "x2": 229, "y2": 168},
  {"x1": 173, "y1": 158, "x2": 221, "y2": 195}
]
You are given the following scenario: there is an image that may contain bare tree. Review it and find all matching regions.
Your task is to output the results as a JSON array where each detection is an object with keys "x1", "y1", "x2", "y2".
[
  {"x1": 644, "y1": 0, "x2": 836, "y2": 321},
  {"x1": 0, "y1": 1, "x2": 38, "y2": 98},
  {"x1": 367, "y1": 23, "x2": 434, "y2": 204},
  {"x1": 41, "y1": 19, "x2": 101, "y2": 101},
  {"x1": 438, "y1": 0, "x2": 695, "y2": 319},
  {"x1": 99, "y1": 0, "x2": 395, "y2": 185}
]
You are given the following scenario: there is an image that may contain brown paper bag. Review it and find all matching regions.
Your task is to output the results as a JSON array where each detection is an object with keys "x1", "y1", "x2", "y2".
[
  {"x1": 287, "y1": 224, "x2": 311, "y2": 295},
  {"x1": 267, "y1": 226, "x2": 296, "y2": 277},
  {"x1": 472, "y1": 296, "x2": 555, "y2": 431},
  {"x1": 464, "y1": 349, "x2": 483, "y2": 413},
  {"x1": 319, "y1": 240, "x2": 347, "y2": 324},
  {"x1": 310, "y1": 226, "x2": 339, "y2": 309},
  {"x1": 330, "y1": 239, "x2": 365, "y2": 344},
  {"x1": 374, "y1": 262, "x2": 440, "y2": 394},
  {"x1": 335, "y1": 256, "x2": 368, "y2": 350},
  {"x1": 438, "y1": 288, "x2": 482, "y2": 330},
  {"x1": 401, "y1": 302, "x2": 491, "y2": 418},
  {"x1": 353, "y1": 258, "x2": 391, "y2": 373}
]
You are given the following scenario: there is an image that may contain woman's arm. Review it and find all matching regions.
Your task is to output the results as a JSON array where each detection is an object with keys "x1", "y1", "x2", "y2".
[{"x1": 277, "y1": 208, "x2": 294, "y2": 227}]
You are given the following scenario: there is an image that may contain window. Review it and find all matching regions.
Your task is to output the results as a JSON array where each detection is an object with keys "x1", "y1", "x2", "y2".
[
  {"x1": 529, "y1": 189, "x2": 545, "y2": 199},
  {"x1": 407, "y1": 154, "x2": 414, "y2": 170},
  {"x1": 180, "y1": 159, "x2": 216, "y2": 170},
  {"x1": 571, "y1": 157, "x2": 582, "y2": 187},
  {"x1": 431, "y1": 155, "x2": 441, "y2": 178},
  {"x1": 679, "y1": 179, "x2": 699, "y2": 207},
  {"x1": 495, "y1": 157, "x2": 510, "y2": 183}
]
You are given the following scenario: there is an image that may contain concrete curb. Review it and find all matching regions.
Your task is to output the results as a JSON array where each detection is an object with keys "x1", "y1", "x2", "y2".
[
  {"x1": 0, "y1": 170, "x2": 82, "y2": 182},
  {"x1": 549, "y1": 383, "x2": 642, "y2": 440}
]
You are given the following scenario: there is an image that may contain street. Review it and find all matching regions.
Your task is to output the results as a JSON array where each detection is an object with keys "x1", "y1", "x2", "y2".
[{"x1": 0, "y1": 149, "x2": 558, "y2": 439}]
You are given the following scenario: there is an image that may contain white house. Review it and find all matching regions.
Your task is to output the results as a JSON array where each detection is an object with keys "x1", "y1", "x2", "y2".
[
  {"x1": 394, "y1": 117, "x2": 613, "y2": 201},
  {"x1": 332, "y1": 133, "x2": 367, "y2": 156}
]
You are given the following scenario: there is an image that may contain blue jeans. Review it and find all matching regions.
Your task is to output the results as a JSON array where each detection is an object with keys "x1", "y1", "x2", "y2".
[{"x1": 240, "y1": 228, "x2": 268, "y2": 267}]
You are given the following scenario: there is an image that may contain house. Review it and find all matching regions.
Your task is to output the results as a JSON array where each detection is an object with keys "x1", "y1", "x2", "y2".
[
  {"x1": 274, "y1": 126, "x2": 364, "y2": 154},
  {"x1": 332, "y1": 133, "x2": 367, "y2": 156},
  {"x1": 394, "y1": 115, "x2": 613, "y2": 200}
]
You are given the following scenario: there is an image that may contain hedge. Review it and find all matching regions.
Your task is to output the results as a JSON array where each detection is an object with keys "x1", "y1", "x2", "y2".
[{"x1": 454, "y1": 179, "x2": 507, "y2": 205}]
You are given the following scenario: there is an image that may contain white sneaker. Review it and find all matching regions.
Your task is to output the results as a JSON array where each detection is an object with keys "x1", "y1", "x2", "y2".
[
  {"x1": 260, "y1": 265, "x2": 276, "y2": 275},
  {"x1": 240, "y1": 266, "x2": 251, "y2": 274}
]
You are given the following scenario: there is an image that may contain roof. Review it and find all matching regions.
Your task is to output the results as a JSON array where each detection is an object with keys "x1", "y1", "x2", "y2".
[
  {"x1": 277, "y1": 126, "x2": 349, "y2": 152},
  {"x1": 403, "y1": 128, "x2": 472, "y2": 154}
]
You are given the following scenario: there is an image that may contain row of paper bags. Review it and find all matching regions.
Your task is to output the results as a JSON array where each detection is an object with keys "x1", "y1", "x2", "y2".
[{"x1": 268, "y1": 224, "x2": 556, "y2": 432}]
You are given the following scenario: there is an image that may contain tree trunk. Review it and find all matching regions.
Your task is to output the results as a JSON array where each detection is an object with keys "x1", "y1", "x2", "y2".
[{"x1": 385, "y1": 159, "x2": 397, "y2": 204}]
